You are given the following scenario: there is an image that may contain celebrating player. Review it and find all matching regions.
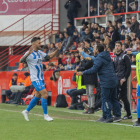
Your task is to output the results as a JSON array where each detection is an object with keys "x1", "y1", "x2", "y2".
[{"x1": 20, "y1": 37, "x2": 62, "y2": 121}]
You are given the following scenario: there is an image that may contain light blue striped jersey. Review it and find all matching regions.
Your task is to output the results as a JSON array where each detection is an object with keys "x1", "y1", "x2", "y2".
[{"x1": 24, "y1": 50, "x2": 47, "y2": 82}]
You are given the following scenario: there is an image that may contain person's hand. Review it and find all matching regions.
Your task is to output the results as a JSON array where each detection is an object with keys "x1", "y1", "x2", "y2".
[
  {"x1": 85, "y1": 57, "x2": 91, "y2": 61},
  {"x1": 127, "y1": 51, "x2": 132, "y2": 55},
  {"x1": 29, "y1": 46, "x2": 34, "y2": 54},
  {"x1": 77, "y1": 72, "x2": 83, "y2": 76},
  {"x1": 120, "y1": 79, "x2": 126, "y2": 85},
  {"x1": 64, "y1": 28, "x2": 67, "y2": 32},
  {"x1": 132, "y1": 76, "x2": 137, "y2": 82},
  {"x1": 77, "y1": 47, "x2": 83, "y2": 52},
  {"x1": 57, "y1": 42, "x2": 62, "y2": 50}
]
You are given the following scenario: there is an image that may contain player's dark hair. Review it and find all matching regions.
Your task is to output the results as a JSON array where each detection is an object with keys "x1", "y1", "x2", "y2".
[
  {"x1": 96, "y1": 44, "x2": 104, "y2": 53},
  {"x1": 31, "y1": 37, "x2": 40, "y2": 43}
]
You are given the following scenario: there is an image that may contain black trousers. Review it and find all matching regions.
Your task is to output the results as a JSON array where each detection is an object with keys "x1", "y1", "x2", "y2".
[
  {"x1": 118, "y1": 80, "x2": 131, "y2": 116},
  {"x1": 5, "y1": 90, "x2": 15, "y2": 100},
  {"x1": 70, "y1": 89, "x2": 86, "y2": 105}
]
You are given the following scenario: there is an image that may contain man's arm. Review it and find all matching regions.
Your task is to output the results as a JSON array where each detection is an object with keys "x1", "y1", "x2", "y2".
[
  {"x1": 20, "y1": 46, "x2": 33, "y2": 63},
  {"x1": 83, "y1": 58, "x2": 102, "y2": 75},
  {"x1": 81, "y1": 51, "x2": 95, "y2": 61},
  {"x1": 124, "y1": 55, "x2": 131, "y2": 79}
]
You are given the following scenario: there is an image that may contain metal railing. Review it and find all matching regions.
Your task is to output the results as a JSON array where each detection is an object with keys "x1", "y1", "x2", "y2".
[{"x1": 0, "y1": 0, "x2": 59, "y2": 70}]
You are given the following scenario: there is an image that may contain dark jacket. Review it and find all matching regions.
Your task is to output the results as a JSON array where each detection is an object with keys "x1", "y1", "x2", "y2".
[
  {"x1": 83, "y1": 51, "x2": 118, "y2": 88},
  {"x1": 110, "y1": 30, "x2": 120, "y2": 48},
  {"x1": 115, "y1": 7, "x2": 122, "y2": 13},
  {"x1": 77, "y1": 60, "x2": 97, "y2": 86},
  {"x1": 67, "y1": 26, "x2": 75, "y2": 36},
  {"x1": 80, "y1": 32, "x2": 93, "y2": 41},
  {"x1": 64, "y1": 0, "x2": 82, "y2": 13},
  {"x1": 136, "y1": 29, "x2": 140, "y2": 37},
  {"x1": 130, "y1": 21, "x2": 139, "y2": 33},
  {"x1": 113, "y1": 51, "x2": 131, "y2": 80},
  {"x1": 121, "y1": 6, "x2": 126, "y2": 13},
  {"x1": 58, "y1": 38, "x2": 64, "y2": 43}
]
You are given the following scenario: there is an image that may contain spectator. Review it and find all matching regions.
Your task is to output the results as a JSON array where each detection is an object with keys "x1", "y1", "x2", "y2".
[
  {"x1": 77, "y1": 55, "x2": 97, "y2": 114},
  {"x1": 48, "y1": 43, "x2": 57, "y2": 54},
  {"x1": 80, "y1": 22, "x2": 88, "y2": 36},
  {"x1": 125, "y1": 21, "x2": 131, "y2": 34},
  {"x1": 109, "y1": 26, "x2": 120, "y2": 48},
  {"x1": 74, "y1": 51, "x2": 79, "y2": 57},
  {"x1": 93, "y1": 23, "x2": 99, "y2": 33},
  {"x1": 64, "y1": 0, "x2": 82, "y2": 25},
  {"x1": 58, "y1": 53, "x2": 67, "y2": 66},
  {"x1": 21, "y1": 62, "x2": 29, "y2": 71},
  {"x1": 100, "y1": 39, "x2": 105, "y2": 45},
  {"x1": 125, "y1": 36, "x2": 131, "y2": 47},
  {"x1": 99, "y1": 2, "x2": 104, "y2": 15},
  {"x1": 121, "y1": 1, "x2": 126, "y2": 13},
  {"x1": 104, "y1": 37, "x2": 112, "y2": 49},
  {"x1": 71, "y1": 52, "x2": 75, "y2": 64},
  {"x1": 131, "y1": 55, "x2": 136, "y2": 65},
  {"x1": 65, "y1": 59, "x2": 73, "y2": 70},
  {"x1": 90, "y1": 22, "x2": 95, "y2": 33},
  {"x1": 46, "y1": 63, "x2": 56, "y2": 71},
  {"x1": 72, "y1": 56, "x2": 81, "y2": 69},
  {"x1": 43, "y1": 45, "x2": 49, "y2": 54},
  {"x1": 58, "y1": 33, "x2": 64, "y2": 43},
  {"x1": 105, "y1": 4, "x2": 115, "y2": 15},
  {"x1": 103, "y1": 3, "x2": 108, "y2": 14},
  {"x1": 136, "y1": 24, "x2": 140, "y2": 37},
  {"x1": 114, "y1": 41, "x2": 132, "y2": 120},
  {"x1": 62, "y1": 32, "x2": 73, "y2": 52},
  {"x1": 113, "y1": 20, "x2": 118, "y2": 31},
  {"x1": 125, "y1": 18, "x2": 129, "y2": 23},
  {"x1": 122, "y1": 43, "x2": 130, "y2": 52},
  {"x1": 100, "y1": 27, "x2": 105, "y2": 39},
  {"x1": 106, "y1": 20, "x2": 112, "y2": 32},
  {"x1": 117, "y1": 21, "x2": 125, "y2": 40},
  {"x1": 130, "y1": 16, "x2": 139, "y2": 33},
  {"x1": 79, "y1": 28, "x2": 93, "y2": 41},
  {"x1": 115, "y1": 1, "x2": 122, "y2": 13},
  {"x1": 5, "y1": 73, "x2": 23, "y2": 102},
  {"x1": 64, "y1": 22, "x2": 75, "y2": 36}
]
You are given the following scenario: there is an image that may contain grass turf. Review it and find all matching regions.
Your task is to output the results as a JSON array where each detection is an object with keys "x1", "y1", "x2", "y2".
[{"x1": 0, "y1": 104, "x2": 139, "y2": 140}]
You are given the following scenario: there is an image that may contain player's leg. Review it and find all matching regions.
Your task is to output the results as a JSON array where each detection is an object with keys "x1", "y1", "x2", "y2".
[
  {"x1": 39, "y1": 88, "x2": 53, "y2": 121},
  {"x1": 22, "y1": 91, "x2": 41, "y2": 121}
]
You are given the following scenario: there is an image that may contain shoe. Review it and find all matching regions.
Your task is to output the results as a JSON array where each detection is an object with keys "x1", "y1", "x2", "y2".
[
  {"x1": 122, "y1": 115, "x2": 132, "y2": 120},
  {"x1": 96, "y1": 117, "x2": 106, "y2": 122},
  {"x1": 113, "y1": 117, "x2": 122, "y2": 122},
  {"x1": 83, "y1": 102, "x2": 89, "y2": 109},
  {"x1": 103, "y1": 118, "x2": 113, "y2": 123},
  {"x1": 22, "y1": 110, "x2": 29, "y2": 121},
  {"x1": 133, "y1": 121, "x2": 140, "y2": 127},
  {"x1": 88, "y1": 108, "x2": 94, "y2": 114},
  {"x1": 83, "y1": 108, "x2": 90, "y2": 114},
  {"x1": 44, "y1": 114, "x2": 53, "y2": 121}
]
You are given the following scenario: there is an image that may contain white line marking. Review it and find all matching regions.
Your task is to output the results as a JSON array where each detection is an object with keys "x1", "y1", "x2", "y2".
[{"x1": 0, "y1": 109, "x2": 138, "y2": 128}]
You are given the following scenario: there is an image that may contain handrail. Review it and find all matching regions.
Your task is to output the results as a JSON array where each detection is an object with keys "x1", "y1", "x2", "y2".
[
  {"x1": 74, "y1": 15, "x2": 106, "y2": 20},
  {"x1": 0, "y1": 21, "x2": 51, "y2": 56},
  {"x1": 113, "y1": 10, "x2": 140, "y2": 16},
  {"x1": 0, "y1": 1, "x2": 51, "y2": 33},
  {"x1": 0, "y1": 25, "x2": 52, "y2": 65}
]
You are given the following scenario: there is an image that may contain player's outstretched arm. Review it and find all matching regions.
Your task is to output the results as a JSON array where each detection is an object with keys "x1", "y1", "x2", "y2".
[
  {"x1": 20, "y1": 46, "x2": 33, "y2": 63},
  {"x1": 48, "y1": 42, "x2": 62, "y2": 59}
]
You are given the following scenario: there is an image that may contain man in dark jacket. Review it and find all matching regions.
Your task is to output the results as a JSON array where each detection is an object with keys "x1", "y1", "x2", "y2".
[
  {"x1": 109, "y1": 26, "x2": 120, "y2": 48},
  {"x1": 64, "y1": 22, "x2": 76, "y2": 37},
  {"x1": 114, "y1": 41, "x2": 132, "y2": 120},
  {"x1": 78, "y1": 44, "x2": 121, "y2": 123},
  {"x1": 136, "y1": 24, "x2": 140, "y2": 37},
  {"x1": 64, "y1": 0, "x2": 82, "y2": 25},
  {"x1": 79, "y1": 28, "x2": 93, "y2": 41},
  {"x1": 130, "y1": 16, "x2": 139, "y2": 33},
  {"x1": 77, "y1": 55, "x2": 97, "y2": 114},
  {"x1": 115, "y1": 1, "x2": 122, "y2": 13}
]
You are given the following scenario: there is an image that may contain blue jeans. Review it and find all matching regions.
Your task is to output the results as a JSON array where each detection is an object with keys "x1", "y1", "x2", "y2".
[
  {"x1": 101, "y1": 87, "x2": 121, "y2": 119},
  {"x1": 66, "y1": 88, "x2": 77, "y2": 97}
]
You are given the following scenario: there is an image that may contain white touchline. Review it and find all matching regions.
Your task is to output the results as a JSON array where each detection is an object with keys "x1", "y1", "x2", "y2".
[{"x1": 0, "y1": 109, "x2": 138, "y2": 128}]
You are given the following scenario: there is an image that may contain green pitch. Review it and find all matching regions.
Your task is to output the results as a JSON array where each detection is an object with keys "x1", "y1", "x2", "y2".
[{"x1": 0, "y1": 104, "x2": 139, "y2": 140}]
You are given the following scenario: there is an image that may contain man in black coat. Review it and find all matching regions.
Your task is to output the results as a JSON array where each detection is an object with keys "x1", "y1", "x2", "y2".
[
  {"x1": 77, "y1": 54, "x2": 97, "y2": 114},
  {"x1": 114, "y1": 41, "x2": 132, "y2": 120},
  {"x1": 79, "y1": 28, "x2": 93, "y2": 41},
  {"x1": 64, "y1": 0, "x2": 82, "y2": 25},
  {"x1": 109, "y1": 26, "x2": 120, "y2": 48},
  {"x1": 130, "y1": 16, "x2": 139, "y2": 33}
]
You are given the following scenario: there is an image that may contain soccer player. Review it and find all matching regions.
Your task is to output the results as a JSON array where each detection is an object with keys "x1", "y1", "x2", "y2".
[
  {"x1": 133, "y1": 52, "x2": 140, "y2": 126},
  {"x1": 20, "y1": 37, "x2": 62, "y2": 121}
]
